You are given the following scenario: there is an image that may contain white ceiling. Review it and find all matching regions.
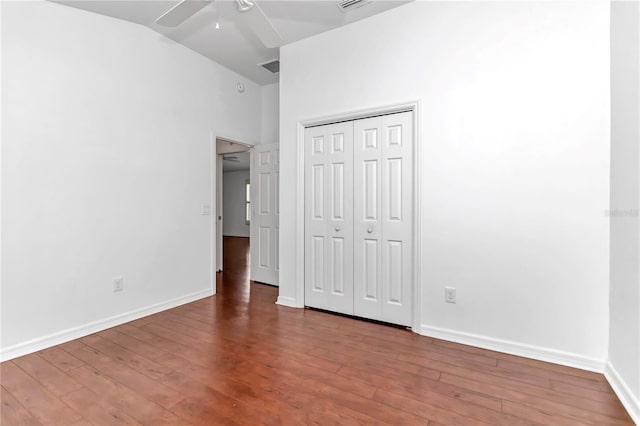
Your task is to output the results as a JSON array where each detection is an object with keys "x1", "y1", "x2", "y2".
[{"x1": 53, "y1": 0, "x2": 410, "y2": 85}]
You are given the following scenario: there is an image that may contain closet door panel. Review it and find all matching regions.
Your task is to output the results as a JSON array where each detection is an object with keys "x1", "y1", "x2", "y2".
[
  {"x1": 381, "y1": 112, "x2": 413, "y2": 326},
  {"x1": 304, "y1": 122, "x2": 354, "y2": 314},
  {"x1": 305, "y1": 128, "x2": 328, "y2": 308},
  {"x1": 354, "y1": 117, "x2": 383, "y2": 320},
  {"x1": 326, "y1": 122, "x2": 354, "y2": 314}
]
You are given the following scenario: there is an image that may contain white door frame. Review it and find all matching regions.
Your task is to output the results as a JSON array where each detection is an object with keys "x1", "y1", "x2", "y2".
[
  {"x1": 216, "y1": 153, "x2": 224, "y2": 272},
  {"x1": 289, "y1": 101, "x2": 422, "y2": 332},
  {"x1": 210, "y1": 132, "x2": 217, "y2": 295},
  {"x1": 214, "y1": 137, "x2": 253, "y2": 275}
]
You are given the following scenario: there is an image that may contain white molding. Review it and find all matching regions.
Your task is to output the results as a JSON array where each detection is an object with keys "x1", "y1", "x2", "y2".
[
  {"x1": 410, "y1": 102, "x2": 422, "y2": 333},
  {"x1": 294, "y1": 121, "x2": 306, "y2": 306},
  {"x1": 298, "y1": 102, "x2": 418, "y2": 128},
  {"x1": 223, "y1": 233, "x2": 251, "y2": 238},
  {"x1": 276, "y1": 296, "x2": 302, "y2": 308},
  {"x1": 211, "y1": 131, "x2": 219, "y2": 290},
  {"x1": 0, "y1": 288, "x2": 213, "y2": 362},
  {"x1": 605, "y1": 362, "x2": 640, "y2": 425},
  {"x1": 214, "y1": 133, "x2": 256, "y2": 275},
  {"x1": 420, "y1": 324, "x2": 606, "y2": 373}
]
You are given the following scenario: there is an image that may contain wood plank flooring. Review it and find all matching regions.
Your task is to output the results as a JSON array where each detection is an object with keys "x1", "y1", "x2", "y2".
[{"x1": 1, "y1": 236, "x2": 634, "y2": 425}]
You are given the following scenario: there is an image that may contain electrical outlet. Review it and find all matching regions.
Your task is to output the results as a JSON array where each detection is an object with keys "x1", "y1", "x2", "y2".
[
  {"x1": 113, "y1": 277, "x2": 124, "y2": 292},
  {"x1": 445, "y1": 286, "x2": 456, "y2": 303}
]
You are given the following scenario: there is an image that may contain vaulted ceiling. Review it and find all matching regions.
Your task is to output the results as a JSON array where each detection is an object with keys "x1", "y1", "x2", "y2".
[{"x1": 54, "y1": 0, "x2": 410, "y2": 85}]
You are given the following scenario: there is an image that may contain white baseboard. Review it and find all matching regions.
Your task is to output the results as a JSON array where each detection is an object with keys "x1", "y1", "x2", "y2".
[
  {"x1": 276, "y1": 296, "x2": 302, "y2": 308},
  {"x1": 0, "y1": 288, "x2": 214, "y2": 362},
  {"x1": 605, "y1": 362, "x2": 640, "y2": 425},
  {"x1": 419, "y1": 324, "x2": 606, "y2": 373}
]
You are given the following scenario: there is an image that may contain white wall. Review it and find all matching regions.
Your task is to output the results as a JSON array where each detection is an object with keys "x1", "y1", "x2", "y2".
[
  {"x1": 223, "y1": 170, "x2": 250, "y2": 237},
  {"x1": 609, "y1": 1, "x2": 640, "y2": 421},
  {"x1": 0, "y1": 0, "x2": 262, "y2": 359},
  {"x1": 279, "y1": 1, "x2": 610, "y2": 367},
  {"x1": 261, "y1": 83, "x2": 279, "y2": 144}
]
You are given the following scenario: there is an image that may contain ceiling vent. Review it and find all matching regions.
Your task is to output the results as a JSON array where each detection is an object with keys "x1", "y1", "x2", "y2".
[
  {"x1": 259, "y1": 59, "x2": 280, "y2": 74},
  {"x1": 337, "y1": 0, "x2": 369, "y2": 11}
]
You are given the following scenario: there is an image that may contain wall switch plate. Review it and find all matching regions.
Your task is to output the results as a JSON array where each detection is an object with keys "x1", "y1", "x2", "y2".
[
  {"x1": 202, "y1": 204, "x2": 212, "y2": 215},
  {"x1": 113, "y1": 277, "x2": 124, "y2": 292},
  {"x1": 445, "y1": 286, "x2": 456, "y2": 303}
]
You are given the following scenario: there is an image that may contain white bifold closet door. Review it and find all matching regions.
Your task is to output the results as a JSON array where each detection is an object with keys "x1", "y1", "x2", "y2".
[{"x1": 304, "y1": 111, "x2": 413, "y2": 326}]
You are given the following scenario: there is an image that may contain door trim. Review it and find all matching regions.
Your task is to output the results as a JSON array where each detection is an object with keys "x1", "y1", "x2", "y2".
[
  {"x1": 288, "y1": 101, "x2": 422, "y2": 332},
  {"x1": 213, "y1": 135, "x2": 253, "y2": 282}
]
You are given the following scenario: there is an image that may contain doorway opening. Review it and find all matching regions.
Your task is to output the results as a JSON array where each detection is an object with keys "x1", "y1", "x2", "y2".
[
  {"x1": 216, "y1": 138, "x2": 252, "y2": 273},
  {"x1": 216, "y1": 139, "x2": 280, "y2": 288}
]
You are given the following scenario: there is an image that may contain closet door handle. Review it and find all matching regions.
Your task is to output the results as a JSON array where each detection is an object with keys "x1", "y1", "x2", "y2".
[
  {"x1": 335, "y1": 226, "x2": 341, "y2": 232},
  {"x1": 367, "y1": 228, "x2": 373, "y2": 234}
]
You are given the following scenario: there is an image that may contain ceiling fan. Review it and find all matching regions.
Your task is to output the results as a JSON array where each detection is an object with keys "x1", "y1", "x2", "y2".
[{"x1": 155, "y1": 0, "x2": 282, "y2": 48}]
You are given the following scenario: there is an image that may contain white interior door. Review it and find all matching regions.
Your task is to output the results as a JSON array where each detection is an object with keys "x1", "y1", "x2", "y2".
[
  {"x1": 304, "y1": 111, "x2": 414, "y2": 326},
  {"x1": 250, "y1": 144, "x2": 279, "y2": 285},
  {"x1": 304, "y1": 122, "x2": 354, "y2": 314}
]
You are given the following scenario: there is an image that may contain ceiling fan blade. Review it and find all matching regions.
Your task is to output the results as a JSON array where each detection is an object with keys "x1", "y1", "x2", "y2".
[
  {"x1": 238, "y1": 1, "x2": 283, "y2": 48},
  {"x1": 156, "y1": 0, "x2": 213, "y2": 27},
  {"x1": 235, "y1": 0, "x2": 254, "y2": 13}
]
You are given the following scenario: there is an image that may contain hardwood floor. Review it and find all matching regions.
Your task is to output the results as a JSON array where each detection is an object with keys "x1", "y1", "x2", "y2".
[{"x1": 1, "y1": 236, "x2": 633, "y2": 425}]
